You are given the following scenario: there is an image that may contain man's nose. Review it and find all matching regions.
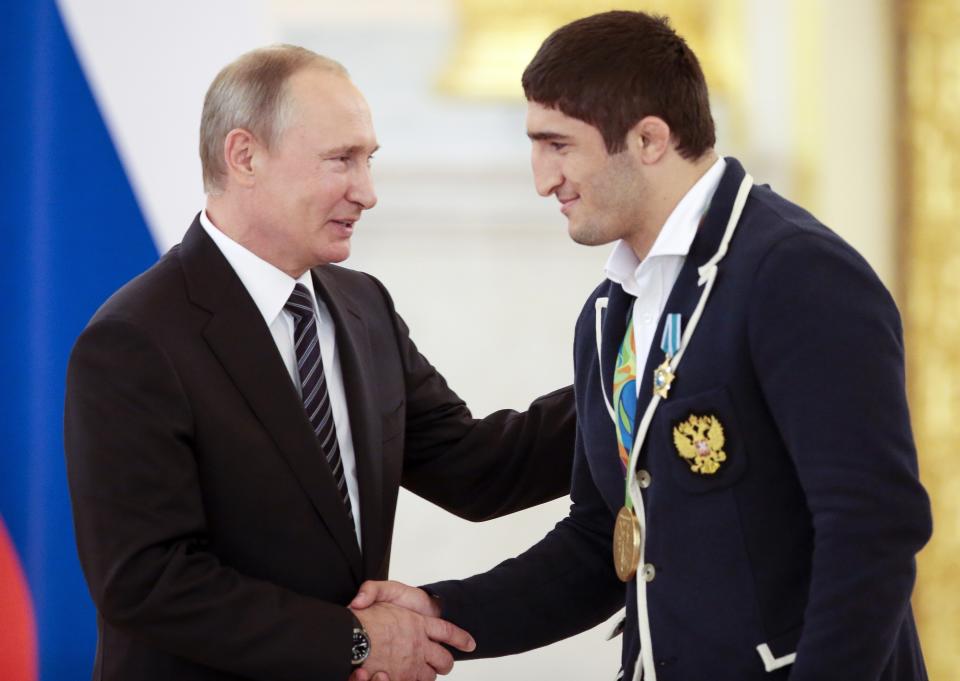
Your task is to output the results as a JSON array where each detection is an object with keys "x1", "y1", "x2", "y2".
[
  {"x1": 531, "y1": 149, "x2": 561, "y2": 198},
  {"x1": 348, "y1": 164, "x2": 377, "y2": 210}
]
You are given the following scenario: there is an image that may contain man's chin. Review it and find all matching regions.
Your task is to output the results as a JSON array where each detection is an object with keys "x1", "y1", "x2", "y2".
[
  {"x1": 312, "y1": 242, "x2": 352, "y2": 267},
  {"x1": 568, "y1": 224, "x2": 609, "y2": 248}
]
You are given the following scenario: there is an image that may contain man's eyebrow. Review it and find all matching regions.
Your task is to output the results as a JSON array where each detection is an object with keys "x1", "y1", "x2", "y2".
[
  {"x1": 322, "y1": 144, "x2": 381, "y2": 155},
  {"x1": 527, "y1": 131, "x2": 568, "y2": 141}
]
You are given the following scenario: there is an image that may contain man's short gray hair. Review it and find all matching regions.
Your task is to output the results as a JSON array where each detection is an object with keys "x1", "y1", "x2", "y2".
[{"x1": 200, "y1": 44, "x2": 347, "y2": 195}]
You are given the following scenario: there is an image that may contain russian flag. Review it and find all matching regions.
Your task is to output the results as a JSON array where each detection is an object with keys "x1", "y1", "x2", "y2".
[{"x1": 0, "y1": 2, "x2": 262, "y2": 678}]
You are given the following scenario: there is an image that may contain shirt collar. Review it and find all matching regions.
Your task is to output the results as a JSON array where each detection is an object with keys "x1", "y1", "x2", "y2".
[
  {"x1": 604, "y1": 156, "x2": 726, "y2": 286},
  {"x1": 199, "y1": 209, "x2": 315, "y2": 326}
]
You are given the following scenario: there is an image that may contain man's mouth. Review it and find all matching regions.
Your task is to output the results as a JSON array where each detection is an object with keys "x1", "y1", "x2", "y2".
[{"x1": 558, "y1": 196, "x2": 580, "y2": 215}]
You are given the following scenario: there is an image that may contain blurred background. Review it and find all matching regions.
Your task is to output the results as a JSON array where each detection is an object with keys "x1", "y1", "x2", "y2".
[{"x1": 1, "y1": 0, "x2": 957, "y2": 679}]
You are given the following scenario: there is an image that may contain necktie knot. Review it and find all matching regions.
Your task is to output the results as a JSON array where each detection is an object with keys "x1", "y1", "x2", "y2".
[{"x1": 284, "y1": 283, "x2": 315, "y2": 321}]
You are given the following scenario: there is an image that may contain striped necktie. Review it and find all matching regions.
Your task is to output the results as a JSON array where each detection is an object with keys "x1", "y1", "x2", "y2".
[{"x1": 284, "y1": 284, "x2": 353, "y2": 520}]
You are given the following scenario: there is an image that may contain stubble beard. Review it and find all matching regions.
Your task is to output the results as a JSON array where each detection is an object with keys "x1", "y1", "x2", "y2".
[
  {"x1": 568, "y1": 217, "x2": 614, "y2": 248},
  {"x1": 566, "y1": 152, "x2": 642, "y2": 248}
]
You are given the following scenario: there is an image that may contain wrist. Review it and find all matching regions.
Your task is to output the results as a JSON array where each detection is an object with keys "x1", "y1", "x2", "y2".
[
  {"x1": 349, "y1": 611, "x2": 370, "y2": 667},
  {"x1": 420, "y1": 587, "x2": 443, "y2": 618}
]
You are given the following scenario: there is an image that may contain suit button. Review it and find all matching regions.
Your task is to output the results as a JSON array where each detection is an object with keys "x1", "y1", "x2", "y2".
[
  {"x1": 637, "y1": 470, "x2": 651, "y2": 488},
  {"x1": 642, "y1": 563, "x2": 656, "y2": 582}
]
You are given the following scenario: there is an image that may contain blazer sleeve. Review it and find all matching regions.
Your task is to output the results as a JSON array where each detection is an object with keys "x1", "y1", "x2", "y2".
[
  {"x1": 746, "y1": 232, "x2": 932, "y2": 680},
  {"x1": 424, "y1": 424, "x2": 625, "y2": 657},
  {"x1": 366, "y1": 274, "x2": 576, "y2": 520},
  {"x1": 64, "y1": 318, "x2": 355, "y2": 681}
]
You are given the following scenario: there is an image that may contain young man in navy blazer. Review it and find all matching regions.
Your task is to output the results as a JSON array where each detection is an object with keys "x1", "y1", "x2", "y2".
[{"x1": 351, "y1": 11, "x2": 932, "y2": 681}]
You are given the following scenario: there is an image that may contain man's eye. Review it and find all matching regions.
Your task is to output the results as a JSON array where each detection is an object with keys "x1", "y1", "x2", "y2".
[{"x1": 550, "y1": 142, "x2": 568, "y2": 151}]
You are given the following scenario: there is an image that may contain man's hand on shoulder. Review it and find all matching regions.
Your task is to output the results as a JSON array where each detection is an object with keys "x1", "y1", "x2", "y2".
[{"x1": 348, "y1": 582, "x2": 474, "y2": 681}]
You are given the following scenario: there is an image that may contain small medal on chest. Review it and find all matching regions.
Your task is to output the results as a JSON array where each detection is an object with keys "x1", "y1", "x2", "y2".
[{"x1": 653, "y1": 313, "x2": 682, "y2": 398}]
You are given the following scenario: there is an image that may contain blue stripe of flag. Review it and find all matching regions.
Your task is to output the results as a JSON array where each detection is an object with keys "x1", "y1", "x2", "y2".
[{"x1": 0, "y1": 2, "x2": 160, "y2": 679}]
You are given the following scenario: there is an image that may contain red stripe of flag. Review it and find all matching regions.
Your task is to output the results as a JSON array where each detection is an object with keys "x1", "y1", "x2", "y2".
[{"x1": 0, "y1": 516, "x2": 37, "y2": 681}]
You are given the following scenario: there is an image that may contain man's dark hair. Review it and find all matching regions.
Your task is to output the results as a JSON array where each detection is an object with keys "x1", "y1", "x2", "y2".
[{"x1": 522, "y1": 11, "x2": 715, "y2": 159}]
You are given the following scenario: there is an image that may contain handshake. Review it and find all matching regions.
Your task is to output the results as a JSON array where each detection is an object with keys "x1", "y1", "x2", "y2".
[{"x1": 348, "y1": 580, "x2": 476, "y2": 681}]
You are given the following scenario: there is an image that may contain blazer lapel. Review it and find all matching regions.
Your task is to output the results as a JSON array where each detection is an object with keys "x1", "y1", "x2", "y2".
[
  {"x1": 312, "y1": 268, "x2": 385, "y2": 580},
  {"x1": 179, "y1": 219, "x2": 363, "y2": 582},
  {"x1": 635, "y1": 158, "x2": 749, "y2": 403}
]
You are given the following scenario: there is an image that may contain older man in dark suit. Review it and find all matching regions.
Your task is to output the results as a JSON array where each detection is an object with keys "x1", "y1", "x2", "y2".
[{"x1": 64, "y1": 45, "x2": 574, "y2": 681}]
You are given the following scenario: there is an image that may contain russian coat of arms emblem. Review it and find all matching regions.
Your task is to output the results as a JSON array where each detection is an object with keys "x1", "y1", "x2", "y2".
[{"x1": 672, "y1": 414, "x2": 727, "y2": 475}]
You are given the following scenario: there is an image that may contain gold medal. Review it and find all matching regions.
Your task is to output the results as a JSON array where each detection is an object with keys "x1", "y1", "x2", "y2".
[
  {"x1": 652, "y1": 358, "x2": 675, "y2": 398},
  {"x1": 613, "y1": 505, "x2": 641, "y2": 582}
]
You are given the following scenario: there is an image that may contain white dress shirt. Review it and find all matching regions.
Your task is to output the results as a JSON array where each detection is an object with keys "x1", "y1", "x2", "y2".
[
  {"x1": 199, "y1": 211, "x2": 362, "y2": 544},
  {"x1": 604, "y1": 157, "x2": 726, "y2": 396}
]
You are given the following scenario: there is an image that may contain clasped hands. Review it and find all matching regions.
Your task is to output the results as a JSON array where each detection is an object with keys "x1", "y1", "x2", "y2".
[{"x1": 348, "y1": 580, "x2": 475, "y2": 681}]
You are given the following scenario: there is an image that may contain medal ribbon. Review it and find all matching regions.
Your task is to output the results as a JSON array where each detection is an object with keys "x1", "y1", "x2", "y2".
[
  {"x1": 615, "y1": 311, "x2": 683, "y2": 510},
  {"x1": 660, "y1": 313, "x2": 681, "y2": 358},
  {"x1": 612, "y1": 308, "x2": 637, "y2": 496}
]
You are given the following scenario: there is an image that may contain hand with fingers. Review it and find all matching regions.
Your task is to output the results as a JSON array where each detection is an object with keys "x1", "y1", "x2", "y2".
[
  {"x1": 350, "y1": 580, "x2": 442, "y2": 619},
  {"x1": 348, "y1": 595, "x2": 475, "y2": 681}
]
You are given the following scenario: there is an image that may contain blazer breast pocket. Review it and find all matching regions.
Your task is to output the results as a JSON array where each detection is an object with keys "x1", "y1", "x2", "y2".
[{"x1": 656, "y1": 385, "x2": 748, "y2": 494}]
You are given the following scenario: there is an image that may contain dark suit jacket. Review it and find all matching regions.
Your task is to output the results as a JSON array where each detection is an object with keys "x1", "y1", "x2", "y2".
[
  {"x1": 64, "y1": 217, "x2": 575, "y2": 681},
  {"x1": 429, "y1": 158, "x2": 932, "y2": 680}
]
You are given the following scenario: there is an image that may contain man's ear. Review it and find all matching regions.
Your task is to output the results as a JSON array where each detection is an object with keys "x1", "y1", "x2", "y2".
[
  {"x1": 628, "y1": 116, "x2": 671, "y2": 165},
  {"x1": 222, "y1": 128, "x2": 259, "y2": 188}
]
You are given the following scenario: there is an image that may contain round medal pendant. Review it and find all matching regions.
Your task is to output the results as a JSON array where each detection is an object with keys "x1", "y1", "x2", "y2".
[{"x1": 613, "y1": 506, "x2": 641, "y2": 582}]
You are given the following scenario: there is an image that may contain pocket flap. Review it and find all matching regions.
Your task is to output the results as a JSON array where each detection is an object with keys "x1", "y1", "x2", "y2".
[{"x1": 657, "y1": 385, "x2": 748, "y2": 494}]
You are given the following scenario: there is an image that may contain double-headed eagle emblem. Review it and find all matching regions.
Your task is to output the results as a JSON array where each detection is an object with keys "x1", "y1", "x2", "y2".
[{"x1": 672, "y1": 414, "x2": 726, "y2": 475}]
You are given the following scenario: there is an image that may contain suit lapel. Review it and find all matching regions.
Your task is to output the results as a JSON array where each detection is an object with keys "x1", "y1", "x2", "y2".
[
  {"x1": 312, "y1": 268, "x2": 385, "y2": 580},
  {"x1": 179, "y1": 219, "x2": 363, "y2": 582}
]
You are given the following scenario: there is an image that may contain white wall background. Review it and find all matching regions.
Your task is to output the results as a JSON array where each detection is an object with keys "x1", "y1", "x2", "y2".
[{"x1": 59, "y1": 0, "x2": 895, "y2": 678}]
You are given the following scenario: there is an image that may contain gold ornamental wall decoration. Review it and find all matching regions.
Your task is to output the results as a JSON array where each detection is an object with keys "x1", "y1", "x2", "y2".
[
  {"x1": 436, "y1": 0, "x2": 746, "y2": 117},
  {"x1": 900, "y1": 1, "x2": 960, "y2": 679}
]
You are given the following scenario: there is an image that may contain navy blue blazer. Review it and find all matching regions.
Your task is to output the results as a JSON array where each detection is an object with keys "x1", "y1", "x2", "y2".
[{"x1": 429, "y1": 158, "x2": 932, "y2": 680}]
